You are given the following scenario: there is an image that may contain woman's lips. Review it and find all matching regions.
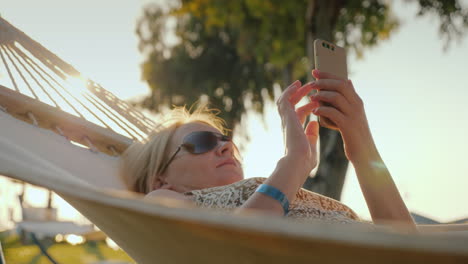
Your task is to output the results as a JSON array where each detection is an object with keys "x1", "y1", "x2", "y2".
[{"x1": 216, "y1": 159, "x2": 237, "y2": 168}]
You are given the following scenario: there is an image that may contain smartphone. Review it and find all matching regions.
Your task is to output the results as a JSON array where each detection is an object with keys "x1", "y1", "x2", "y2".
[{"x1": 313, "y1": 39, "x2": 348, "y2": 130}]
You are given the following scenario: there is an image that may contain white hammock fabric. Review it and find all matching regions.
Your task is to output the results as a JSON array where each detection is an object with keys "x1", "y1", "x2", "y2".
[
  {"x1": 1, "y1": 17, "x2": 468, "y2": 264},
  {"x1": 2, "y1": 108, "x2": 468, "y2": 263}
]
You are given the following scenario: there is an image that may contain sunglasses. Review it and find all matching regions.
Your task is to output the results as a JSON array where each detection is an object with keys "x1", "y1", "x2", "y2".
[{"x1": 159, "y1": 131, "x2": 232, "y2": 174}]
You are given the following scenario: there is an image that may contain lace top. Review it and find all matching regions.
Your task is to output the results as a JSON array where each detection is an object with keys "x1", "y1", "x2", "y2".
[{"x1": 184, "y1": 177, "x2": 362, "y2": 224}]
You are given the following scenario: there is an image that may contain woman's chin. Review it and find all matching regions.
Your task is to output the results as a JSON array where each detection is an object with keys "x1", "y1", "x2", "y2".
[{"x1": 219, "y1": 171, "x2": 244, "y2": 185}]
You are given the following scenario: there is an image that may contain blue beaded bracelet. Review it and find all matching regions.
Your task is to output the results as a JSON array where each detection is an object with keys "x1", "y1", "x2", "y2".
[{"x1": 255, "y1": 184, "x2": 290, "y2": 215}]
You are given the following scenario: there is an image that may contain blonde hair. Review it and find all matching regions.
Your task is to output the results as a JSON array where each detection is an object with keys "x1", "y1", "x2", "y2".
[{"x1": 119, "y1": 104, "x2": 228, "y2": 194}]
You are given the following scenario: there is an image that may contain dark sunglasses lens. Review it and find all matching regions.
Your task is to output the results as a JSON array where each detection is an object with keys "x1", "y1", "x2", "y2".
[{"x1": 184, "y1": 132, "x2": 219, "y2": 154}]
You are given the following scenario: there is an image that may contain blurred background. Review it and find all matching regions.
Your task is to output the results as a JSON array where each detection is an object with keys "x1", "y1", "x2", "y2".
[{"x1": 1, "y1": 0, "x2": 468, "y2": 262}]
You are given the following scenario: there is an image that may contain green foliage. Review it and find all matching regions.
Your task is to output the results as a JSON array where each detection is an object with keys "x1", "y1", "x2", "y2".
[
  {"x1": 415, "y1": 0, "x2": 468, "y2": 47},
  {"x1": 137, "y1": 0, "x2": 396, "y2": 131},
  {"x1": 136, "y1": 0, "x2": 467, "y2": 133},
  {"x1": 137, "y1": 2, "x2": 281, "y2": 131},
  {"x1": 334, "y1": 0, "x2": 399, "y2": 58}
]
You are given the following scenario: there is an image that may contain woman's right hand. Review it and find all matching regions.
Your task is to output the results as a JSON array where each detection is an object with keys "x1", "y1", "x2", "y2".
[
  {"x1": 237, "y1": 80, "x2": 319, "y2": 216},
  {"x1": 276, "y1": 80, "x2": 319, "y2": 175}
]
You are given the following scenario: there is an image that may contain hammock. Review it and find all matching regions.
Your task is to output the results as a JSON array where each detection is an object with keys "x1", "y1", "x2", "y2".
[{"x1": 0, "y1": 17, "x2": 467, "y2": 264}]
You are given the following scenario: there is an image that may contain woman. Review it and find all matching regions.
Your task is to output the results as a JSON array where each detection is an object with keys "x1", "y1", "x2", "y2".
[{"x1": 120, "y1": 70, "x2": 416, "y2": 229}]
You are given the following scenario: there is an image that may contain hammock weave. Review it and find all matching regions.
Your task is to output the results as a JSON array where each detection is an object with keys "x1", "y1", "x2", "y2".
[
  {"x1": 1, "y1": 17, "x2": 468, "y2": 264},
  {"x1": 0, "y1": 17, "x2": 155, "y2": 154}
]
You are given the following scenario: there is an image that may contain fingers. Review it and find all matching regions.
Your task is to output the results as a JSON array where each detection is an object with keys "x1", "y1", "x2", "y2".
[
  {"x1": 311, "y1": 90, "x2": 350, "y2": 115},
  {"x1": 280, "y1": 80, "x2": 316, "y2": 109},
  {"x1": 277, "y1": 81, "x2": 308, "y2": 142},
  {"x1": 278, "y1": 80, "x2": 320, "y2": 160},
  {"x1": 280, "y1": 80, "x2": 302, "y2": 101},
  {"x1": 313, "y1": 79, "x2": 356, "y2": 102},
  {"x1": 278, "y1": 80, "x2": 315, "y2": 124},
  {"x1": 305, "y1": 121, "x2": 319, "y2": 168},
  {"x1": 312, "y1": 69, "x2": 357, "y2": 101},
  {"x1": 296, "y1": 100, "x2": 319, "y2": 124},
  {"x1": 289, "y1": 82, "x2": 315, "y2": 106},
  {"x1": 305, "y1": 121, "x2": 319, "y2": 144},
  {"x1": 312, "y1": 69, "x2": 344, "y2": 81},
  {"x1": 312, "y1": 105, "x2": 345, "y2": 128},
  {"x1": 277, "y1": 81, "x2": 301, "y2": 121}
]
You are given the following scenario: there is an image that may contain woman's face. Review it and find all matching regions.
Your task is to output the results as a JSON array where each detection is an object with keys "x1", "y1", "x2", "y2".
[{"x1": 155, "y1": 122, "x2": 244, "y2": 192}]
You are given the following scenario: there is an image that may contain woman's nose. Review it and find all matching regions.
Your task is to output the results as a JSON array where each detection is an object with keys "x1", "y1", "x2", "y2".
[{"x1": 216, "y1": 141, "x2": 233, "y2": 156}]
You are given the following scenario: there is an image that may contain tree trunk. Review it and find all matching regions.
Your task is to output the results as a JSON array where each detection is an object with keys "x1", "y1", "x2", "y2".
[
  {"x1": 302, "y1": 0, "x2": 348, "y2": 201},
  {"x1": 282, "y1": 62, "x2": 293, "y2": 88}
]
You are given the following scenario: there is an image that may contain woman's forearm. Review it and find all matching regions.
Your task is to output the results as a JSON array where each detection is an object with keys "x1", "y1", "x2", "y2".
[{"x1": 352, "y1": 144, "x2": 416, "y2": 228}]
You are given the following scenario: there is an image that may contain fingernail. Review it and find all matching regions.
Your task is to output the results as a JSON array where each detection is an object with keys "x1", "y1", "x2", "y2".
[{"x1": 313, "y1": 108, "x2": 319, "y2": 113}]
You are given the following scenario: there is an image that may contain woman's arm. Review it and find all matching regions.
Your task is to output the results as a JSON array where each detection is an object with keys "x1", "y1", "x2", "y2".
[
  {"x1": 310, "y1": 70, "x2": 416, "y2": 229},
  {"x1": 353, "y1": 151, "x2": 415, "y2": 227},
  {"x1": 237, "y1": 81, "x2": 320, "y2": 216},
  {"x1": 145, "y1": 189, "x2": 196, "y2": 208}
]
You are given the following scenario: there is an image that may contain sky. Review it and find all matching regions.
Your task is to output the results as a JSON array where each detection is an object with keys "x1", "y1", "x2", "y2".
[{"x1": 1, "y1": 0, "x2": 468, "y2": 228}]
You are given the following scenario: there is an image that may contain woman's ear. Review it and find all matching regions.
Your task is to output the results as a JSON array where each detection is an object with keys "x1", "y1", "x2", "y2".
[
  {"x1": 152, "y1": 175, "x2": 174, "y2": 191},
  {"x1": 152, "y1": 175, "x2": 164, "y2": 190}
]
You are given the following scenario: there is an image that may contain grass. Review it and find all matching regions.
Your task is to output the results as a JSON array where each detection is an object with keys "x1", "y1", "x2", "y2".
[{"x1": 1, "y1": 233, "x2": 135, "y2": 264}]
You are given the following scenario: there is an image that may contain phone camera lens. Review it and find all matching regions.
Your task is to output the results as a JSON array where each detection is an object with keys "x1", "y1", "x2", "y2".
[
  {"x1": 322, "y1": 42, "x2": 325, "y2": 47},
  {"x1": 326, "y1": 44, "x2": 330, "y2": 49}
]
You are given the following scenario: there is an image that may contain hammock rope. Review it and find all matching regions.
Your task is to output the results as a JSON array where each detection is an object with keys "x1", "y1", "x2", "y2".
[
  {"x1": 4, "y1": 44, "x2": 62, "y2": 109},
  {"x1": 10, "y1": 44, "x2": 106, "y2": 122},
  {"x1": 84, "y1": 93, "x2": 129, "y2": 132},
  {"x1": 0, "y1": 16, "x2": 156, "y2": 147},
  {"x1": 2, "y1": 45, "x2": 42, "y2": 100},
  {"x1": 0, "y1": 44, "x2": 20, "y2": 92},
  {"x1": 8, "y1": 44, "x2": 85, "y2": 118},
  {"x1": 88, "y1": 82, "x2": 156, "y2": 135}
]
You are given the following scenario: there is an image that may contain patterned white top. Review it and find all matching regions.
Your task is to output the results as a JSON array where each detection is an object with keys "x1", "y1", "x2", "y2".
[{"x1": 184, "y1": 177, "x2": 362, "y2": 224}]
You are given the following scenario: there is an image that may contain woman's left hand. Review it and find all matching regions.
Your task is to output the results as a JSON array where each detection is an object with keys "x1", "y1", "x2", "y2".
[
  {"x1": 310, "y1": 69, "x2": 377, "y2": 163},
  {"x1": 311, "y1": 70, "x2": 417, "y2": 228}
]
